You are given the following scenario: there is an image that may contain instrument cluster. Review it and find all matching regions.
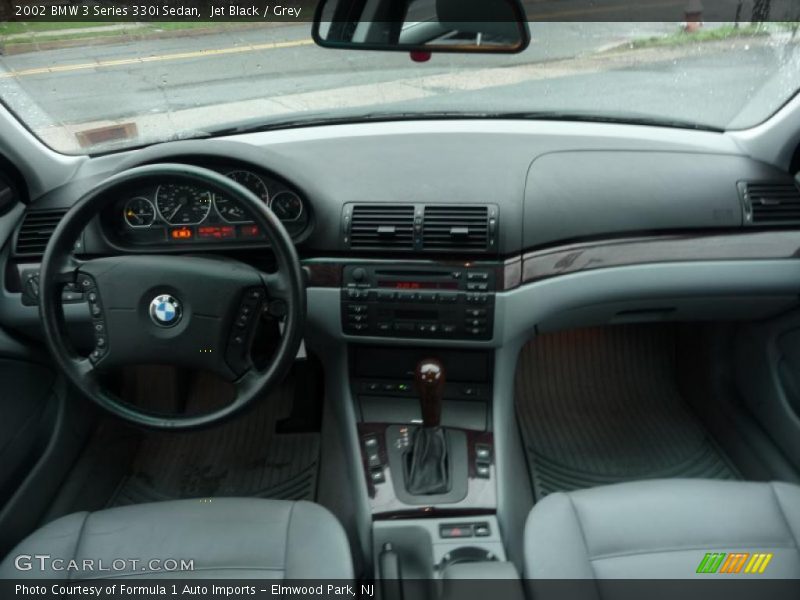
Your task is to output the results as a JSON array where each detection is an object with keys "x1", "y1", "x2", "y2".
[{"x1": 108, "y1": 166, "x2": 309, "y2": 247}]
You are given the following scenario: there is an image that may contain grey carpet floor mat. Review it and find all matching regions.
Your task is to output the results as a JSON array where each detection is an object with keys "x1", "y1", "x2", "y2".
[
  {"x1": 110, "y1": 376, "x2": 319, "y2": 506},
  {"x1": 514, "y1": 325, "x2": 738, "y2": 499}
]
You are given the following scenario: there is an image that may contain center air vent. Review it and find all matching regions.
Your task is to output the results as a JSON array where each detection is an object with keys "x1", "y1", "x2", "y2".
[
  {"x1": 14, "y1": 208, "x2": 69, "y2": 257},
  {"x1": 422, "y1": 205, "x2": 497, "y2": 252},
  {"x1": 346, "y1": 204, "x2": 415, "y2": 250},
  {"x1": 740, "y1": 181, "x2": 800, "y2": 225}
]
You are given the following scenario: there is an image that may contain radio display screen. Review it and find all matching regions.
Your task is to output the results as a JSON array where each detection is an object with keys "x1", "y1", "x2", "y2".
[
  {"x1": 378, "y1": 280, "x2": 459, "y2": 290},
  {"x1": 395, "y1": 309, "x2": 438, "y2": 321}
]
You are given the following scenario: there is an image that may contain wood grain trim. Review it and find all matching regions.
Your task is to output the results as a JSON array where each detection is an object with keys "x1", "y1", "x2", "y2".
[
  {"x1": 521, "y1": 231, "x2": 800, "y2": 284},
  {"x1": 304, "y1": 262, "x2": 342, "y2": 287},
  {"x1": 500, "y1": 256, "x2": 521, "y2": 290}
]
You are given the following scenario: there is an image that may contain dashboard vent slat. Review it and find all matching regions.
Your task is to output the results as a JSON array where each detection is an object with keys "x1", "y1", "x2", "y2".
[
  {"x1": 422, "y1": 205, "x2": 495, "y2": 252},
  {"x1": 741, "y1": 182, "x2": 800, "y2": 225},
  {"x1": 14, "y1": 208, "x2": 69, "y2": 257},
  {"x1": 348, "y1": 204, "x2": 415, "y2": 250}
]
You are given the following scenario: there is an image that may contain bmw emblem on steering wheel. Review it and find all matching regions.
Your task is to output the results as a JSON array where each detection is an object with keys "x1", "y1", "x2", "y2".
[{"x1": 149, "y1": 294, "x2": 182, "y2": 327}]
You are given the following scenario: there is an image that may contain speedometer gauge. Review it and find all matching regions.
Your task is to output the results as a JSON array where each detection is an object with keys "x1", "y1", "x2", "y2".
[
  {"x1": 123, "y1": 197, "x2": 156, "y2": 228},
  {"x1": 269, "y1": 191, "x2": 303, "y2": 222},
  {"x1": 155, "y1": 184, "x2": 212, "y2": 225}
]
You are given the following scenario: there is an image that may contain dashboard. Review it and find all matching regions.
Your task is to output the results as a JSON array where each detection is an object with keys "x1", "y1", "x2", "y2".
[
  {"x1": 6, "y1": 121, "x2": 798, "y2": 262},
  {"x1": 100, "y1": 161, "x2": 310, "y2": 249},
  {"x1": 2, "y1": 119, "x2": 800, "y2": 350}
]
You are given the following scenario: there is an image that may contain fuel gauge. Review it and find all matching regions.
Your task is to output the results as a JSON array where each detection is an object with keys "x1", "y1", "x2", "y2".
[{"x1": 124, "y1": 197, "x2": 156, "y2": 228}]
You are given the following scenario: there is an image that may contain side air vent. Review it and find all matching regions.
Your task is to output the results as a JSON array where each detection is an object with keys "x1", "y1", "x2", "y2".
[
  {"x1": 740, "y1": 181, "x2": 800, "y2": 225},
  {"x1": 422, "y1": 205, "x2": 497, "y2": 252},
  {"x1": 14, "y1": 209, "x2": 68, "y2": 257},
  {"x1": 345, "y1": 204, "x2": 415, "y2": 250}
]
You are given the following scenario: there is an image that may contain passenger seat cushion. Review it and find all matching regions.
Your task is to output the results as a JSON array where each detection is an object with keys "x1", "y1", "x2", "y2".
[
  {"x1": 524, "y1": 479, "x2": 800, "y2": 579},
  {"x1": 0, "y1": 498, "x2": 352, "y2": 579}
]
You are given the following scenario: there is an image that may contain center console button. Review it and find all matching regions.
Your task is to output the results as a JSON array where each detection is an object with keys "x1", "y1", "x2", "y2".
[
  {"x1": 467, "y1": 272, "x2": 489, "y2": 281},
  {"x1": 440, "y1": 524, "x2": 473, "y2": 539},
  {"x1": 475, "y1": 444, "x2": 492, "y2": 461},
  {"x1": 465, "y1": 318, "x2": 487, "y2": 327}
]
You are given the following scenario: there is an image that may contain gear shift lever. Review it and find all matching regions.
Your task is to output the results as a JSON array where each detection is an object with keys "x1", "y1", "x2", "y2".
[
  {"x1": 405, "y1": 358, "x2": 450, "y2": 495},
  {"x1": 416, "y1": 358, "x2": 445, "y2": 427}
]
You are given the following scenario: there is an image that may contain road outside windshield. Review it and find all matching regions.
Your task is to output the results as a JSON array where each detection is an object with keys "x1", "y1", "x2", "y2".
[{"x1": 1, "y1": 15, "x2": 799, "y2": 153}]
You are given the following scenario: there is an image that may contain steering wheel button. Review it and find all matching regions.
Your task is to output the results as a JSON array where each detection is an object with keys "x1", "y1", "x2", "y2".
[
  {"x1": 96, "y1": 337, "x2": 106, "y2": 348},
  {"x1": 94, "y1": 322, "x2": 105, "y2": 333}
]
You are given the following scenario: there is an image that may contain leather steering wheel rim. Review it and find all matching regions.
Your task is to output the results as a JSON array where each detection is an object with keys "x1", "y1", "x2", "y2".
[{"x1": 38, "y1": 163, "x2": 306, "y2": 430}]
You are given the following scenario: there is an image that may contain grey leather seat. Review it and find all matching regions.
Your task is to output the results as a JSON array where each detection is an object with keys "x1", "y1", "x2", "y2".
[
  {"x1": 0, "y1": 498, "x2": 352, "y2": 579},
  {"x1": 525, "y1": 479, "x2": 800, "y2": 580}
]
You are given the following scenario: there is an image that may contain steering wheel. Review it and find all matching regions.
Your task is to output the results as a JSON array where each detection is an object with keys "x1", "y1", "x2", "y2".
[{"x1": 38, "y1": 164, "x2": 306, "y2": 430}]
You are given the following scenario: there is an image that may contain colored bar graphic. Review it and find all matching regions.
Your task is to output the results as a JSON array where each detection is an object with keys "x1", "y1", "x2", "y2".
[
  {"x1": 697, "y1": 553, "x2": 726, "y2": 574},
  {"x1": 699, "y1": 552, "x2": 774, "y2": 575},
  {"x1": 719, "y1": 553, "x2": 749, "y2": 574}
]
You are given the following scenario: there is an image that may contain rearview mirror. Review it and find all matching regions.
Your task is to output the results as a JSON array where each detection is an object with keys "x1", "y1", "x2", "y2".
[{"x1": 312, "y1": 0, "x2": 530, "y2": 54}]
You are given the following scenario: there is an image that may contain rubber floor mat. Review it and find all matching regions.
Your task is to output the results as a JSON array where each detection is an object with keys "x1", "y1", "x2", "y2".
[
  {"x1": 514, "y1": 325, "x2": 738, "y2": 499},
  {"x1": 110, "y1": 375, "x2": 319, "y2": 506}
]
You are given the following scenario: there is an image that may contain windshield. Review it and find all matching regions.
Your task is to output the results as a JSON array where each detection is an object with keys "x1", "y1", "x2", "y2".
[{"x1": 1, "y1": 20, "x2": 799, "y2": 154}]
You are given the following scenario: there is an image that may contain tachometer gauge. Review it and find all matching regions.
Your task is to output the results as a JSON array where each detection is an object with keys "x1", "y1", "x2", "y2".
[
  {"x1": 226, "y1": 170, "x2": 269, "y2": 202},
  {"x1": 155, "y1": 184, "x2": 212, "y2": 225},
  {"x1": 269, "y1": 191, "x2": 303, "y2": 222},
  {"x1": 123, "y1": 197, "x2": 156, "y2": 228}
]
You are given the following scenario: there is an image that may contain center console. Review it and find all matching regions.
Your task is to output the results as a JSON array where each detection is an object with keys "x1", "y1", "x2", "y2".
[
  {"x1": 330, "y1": 258, "x2": 516, "y2": 592},
  {"x1": 348, "y1": 343, "x2": 516, "y2": 593}
]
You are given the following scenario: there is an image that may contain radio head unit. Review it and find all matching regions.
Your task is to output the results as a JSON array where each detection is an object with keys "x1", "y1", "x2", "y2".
[{"x1": 341, "y1": 265, "x2": 495, "y2": 340}]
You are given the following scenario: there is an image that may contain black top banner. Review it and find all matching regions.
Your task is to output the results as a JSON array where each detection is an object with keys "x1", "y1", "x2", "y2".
[{"x1": 0, "y1": 0, "x2": 798, "y2": 23}]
